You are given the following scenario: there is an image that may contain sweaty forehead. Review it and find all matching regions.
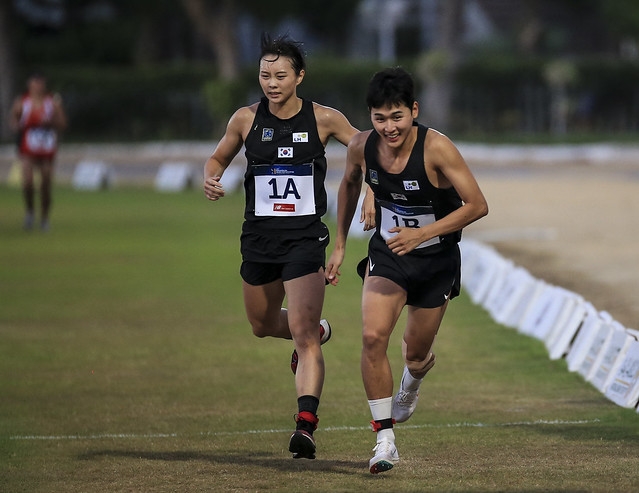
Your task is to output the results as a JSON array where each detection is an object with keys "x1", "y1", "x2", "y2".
[{"x1": 260, "y1": 55, "x2": 293, "y2": 71}]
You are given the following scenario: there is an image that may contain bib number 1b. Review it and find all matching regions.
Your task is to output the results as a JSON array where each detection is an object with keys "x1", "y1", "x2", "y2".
[{"x1": 378, "y1": 199, "x2": 440, "y2": 249}]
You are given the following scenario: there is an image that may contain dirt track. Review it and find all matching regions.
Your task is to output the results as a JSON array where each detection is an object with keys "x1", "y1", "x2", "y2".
[{"x1": 465, "y1": 162, "x2": 639, "y2": 329}]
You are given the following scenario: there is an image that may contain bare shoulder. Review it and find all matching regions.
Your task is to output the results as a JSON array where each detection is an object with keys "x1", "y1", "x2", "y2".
[
  {"x1": 312, "y1": 101, "x2": 346, "y2": 122},
  {"x1": 424, "y1": 127, "x2": 465, "y2": 165},
  {"x1": 312, "y1": 101, "x2": 358, "y2": 146},
  {"x1": 425, "y1": 127, "x2": 454, "y2": 149},
  {"x1": 230, "y1": 103, "x2": 258, "y2": 128},
  {"x1": 347, "y1": 130, "x2": 373, "y2": 163},
  {"x1": 349, "y1": 129, "x2": 373, "y2": 150},
  {"x1": 224, "y1": 103, "x2": 259, "y2": 140}
]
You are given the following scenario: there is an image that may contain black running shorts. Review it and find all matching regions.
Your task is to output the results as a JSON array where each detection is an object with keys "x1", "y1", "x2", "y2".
[
  {"x1": 239, "y1": 222, "x2": 329, "y2": 285},
  {"x1": 357, "y1": 234, "x2": 461, "y2": 309},
  {"x1": 241, "y1": 260, "x2": 324, "y2": 285}
]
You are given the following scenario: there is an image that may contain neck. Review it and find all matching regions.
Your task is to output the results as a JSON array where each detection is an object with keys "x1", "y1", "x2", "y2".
[{"x1": 269, "y1": 96, "x2": 302, "y2": 119}]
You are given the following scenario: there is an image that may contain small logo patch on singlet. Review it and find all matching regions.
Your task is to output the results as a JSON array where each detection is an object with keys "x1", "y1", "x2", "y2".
[
  {"x1": 262, "y1": 128, "x2": 274, "y2": 141},
  {"x1": 369, "y1": 169, "x2": 379, "y2": 185},
  {"x1": 403, "y1": 180, "x2": 420, "y2": 191},
  {"x1": 391, "y1": 193, "x2": 408, "y2": 201},
  {"x1": 273, "y1": 203, "x2": 296, "y2": 212},
  {"x1": 292, "y1": 132, "x2": 308, "y2": 143}
]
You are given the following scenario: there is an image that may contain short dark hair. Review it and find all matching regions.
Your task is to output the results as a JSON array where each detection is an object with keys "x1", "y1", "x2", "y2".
[
  {"x1": 260, "y1": 32, "x2": 306, "y2": 75},
  {"x1": 366, "y1": 67, "x2": 415, "y2": 110}
]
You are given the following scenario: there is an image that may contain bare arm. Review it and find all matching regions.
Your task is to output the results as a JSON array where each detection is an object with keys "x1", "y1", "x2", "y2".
[
  {"x1": 326, "y1": 131, "x2": 370, "y2": 285},
  {"x1": 51, "y1": 94, "x2": 67, "y2": 132},
  {"x1": 203, "y1": 105, "x2": 254, "y2": 201},
  {"x1": 386, "y1": 130, "x2": 489, "y2": 256},
  {"x1": 8, "y1": 98, "x2": 22, "y2": 133},
  {"x1": 360, "y1": 185, "x2": 376, "y2": 231}
]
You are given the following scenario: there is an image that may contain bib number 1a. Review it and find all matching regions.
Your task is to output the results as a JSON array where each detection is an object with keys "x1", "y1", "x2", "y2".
[{"x1": 253, "y1": 163, "x2": 315, "y2": 216}]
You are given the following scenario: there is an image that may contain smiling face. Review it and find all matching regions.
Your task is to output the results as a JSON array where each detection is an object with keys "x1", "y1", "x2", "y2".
[
  {"x1": 370, "y1": 101, "x2": 418, "y2": 148},
  {"x1": 258, "y1": 54, "x2": 304, "y2": 105}
]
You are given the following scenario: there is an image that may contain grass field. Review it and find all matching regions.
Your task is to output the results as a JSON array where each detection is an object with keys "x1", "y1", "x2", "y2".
[{"x1": 1, "y1": 184, "x2": 639, "y2": 492}]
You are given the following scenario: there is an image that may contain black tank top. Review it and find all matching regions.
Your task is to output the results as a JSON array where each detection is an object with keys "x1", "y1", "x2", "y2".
[
  {"x1": 243, "y1": 97, "x2": 328, "y2": 231},
  {"x1": 364, "y1": 123, "x2": 462, "y2": 253}
]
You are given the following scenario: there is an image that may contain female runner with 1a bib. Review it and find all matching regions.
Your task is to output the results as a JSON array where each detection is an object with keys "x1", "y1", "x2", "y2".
[{"x1": 203, "y1": 33, "x2": 358, "y2": 460}]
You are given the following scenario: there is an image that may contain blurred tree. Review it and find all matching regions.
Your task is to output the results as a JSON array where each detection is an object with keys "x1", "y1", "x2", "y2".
[
  {"x1": 418, "y1": 0, "x2": 462, "y2": 131},
  {"x1": 179, "y1": 0, "x2": 239, "y2": 80},
  {"x1": 0, "y1": 1, "x2": 17, "y2": 141},
  {"x1": 599, "y1": 0, "x2": 639, "y2": 39},
  {"x1": 179, "y1": 0, "x2": 360, "y2": 81}
]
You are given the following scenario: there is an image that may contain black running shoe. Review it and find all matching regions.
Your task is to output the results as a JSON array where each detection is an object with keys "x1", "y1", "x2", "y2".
[{"x1": 288, "y1": 430, "x2": 316, "y2": 459}]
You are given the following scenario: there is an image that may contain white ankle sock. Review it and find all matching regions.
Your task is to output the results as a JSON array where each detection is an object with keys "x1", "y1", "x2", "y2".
[
  {"x1": 368, "y1": 397, "x2": 392, "y2": 421},
  {"x1": 401, "y1": 366, "x2": 423, "y2": 392},
  {"x1": 368, "y1": 397, "x2": 395, "y2": 442}
]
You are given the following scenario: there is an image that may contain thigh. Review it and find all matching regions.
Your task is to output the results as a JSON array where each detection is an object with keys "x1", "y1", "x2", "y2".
[
  {"x1": 361, "y1": 274, "x2": 406, "y2": 342},
  {"x1": 242, "y1": 278, "x2": 285, "y2": 327}
]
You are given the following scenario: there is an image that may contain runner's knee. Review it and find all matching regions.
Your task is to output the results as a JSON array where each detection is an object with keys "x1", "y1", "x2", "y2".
[{"x1": 362, "y1": 328, "x2": 389, "y2": 354}]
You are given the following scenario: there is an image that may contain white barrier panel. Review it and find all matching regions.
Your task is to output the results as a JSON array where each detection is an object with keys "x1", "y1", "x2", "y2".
[
  {"x1": 518, "y1": 283, "x2": 555, "y2": 337},
  {"x1": 587, "y1": 321, "x2": 630, "y2": 391},
  {"x1": 72, "y1": 160, "x2": 113, "y2": 190},
  {"x1": 545, "y1": 294, "x2": 588, "y2": 360},
  {"x1": 487, "y1": 266, "x2": 535, "y2": 327},
  {"x1": 500, "y1": 277, "x2": 546, "y2": 329},
  {"x1": 565, "y1": 307, "x2": 609, "y2": 372},
  {"x1": 155, "y1": 162, "x2": 195, "y2": 192},
  {"x1": 459, "y1": 240, "x2": 480, "y2": 299},
  {"x1": 519, "y1": 285, "x2": 572, "y2": 341},
  {"x1": 605, "y1": 337, "x2": 639, "y2": 408},
  {"x1": 586, "y1": 320, "x2": 626, "y2": 386},
  {"x1": 577, "y1": 319, "x2": 615, "y2": 381},
  {"x1": 459, "y1": 239, "x2": 489, "y2": 285},
  {"x1": 459, "y1": 240, "x2": 484, "y2": 300},
  {"x1": 605, "y1": 329, "x2": 639, "y2": 396},
  {"x1": 483, "y1": 258, "x2": 515, "y2": 314},
  {"x1": 462, "y1": 243, "x2": 509, "y2": 306}
]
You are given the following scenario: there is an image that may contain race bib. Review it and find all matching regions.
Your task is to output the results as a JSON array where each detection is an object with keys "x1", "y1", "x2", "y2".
[
  {"x1": 253, "y1": 163, "x2": 315, "y2": 216},
  {"x1": 378, "y1": 199, "x2": 440, "y2": 249},
  {"x1": 24, "y1": 128, "x2": 57, "y2": 155}
]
